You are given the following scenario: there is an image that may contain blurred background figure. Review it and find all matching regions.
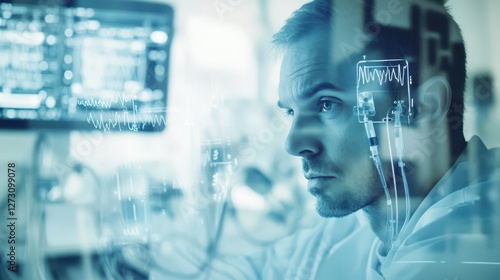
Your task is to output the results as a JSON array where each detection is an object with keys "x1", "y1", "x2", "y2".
[{"x1": 214, "y1": 100, "x2": 319, "y2": 255}]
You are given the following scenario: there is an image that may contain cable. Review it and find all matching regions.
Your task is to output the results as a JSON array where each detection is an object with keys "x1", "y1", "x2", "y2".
[
  {"x1": 393, "y1": 102, "x2": 411, "y2": 232},
  {"x1": 385, "y1": 109, "x2": 399, "y2": 242},
  {"x1": 31, "y1": 132, "x2": 51, "y2": 280},
  {"x1": 384, "y1": 102, "x2": 411, "y2": 247},
  {"x1": 355, "y1": 91, "x2": 395, "y2": 250},
  {"x1": 147, "y1": 196, "x2": 229, "y2": 279},
  {"x1": 362, "y1": 114, "x2": 395, "y2": 251}
]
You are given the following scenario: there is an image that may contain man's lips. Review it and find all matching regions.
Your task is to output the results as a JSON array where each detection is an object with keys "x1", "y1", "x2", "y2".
[
  {"x1": 306, "y1": 176, "x2": 336, "y2": 195},
  {"x1": 304, "y1": 174, "x2": 336, "y2": 180},
  {"x1": 303, "y1": 170, "x2": 337, "y2": 195}
]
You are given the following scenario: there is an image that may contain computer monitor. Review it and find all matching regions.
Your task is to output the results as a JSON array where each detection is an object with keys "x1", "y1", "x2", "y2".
[{"x1": 0, "y1": 0, "x2": 173, "y2": 132}]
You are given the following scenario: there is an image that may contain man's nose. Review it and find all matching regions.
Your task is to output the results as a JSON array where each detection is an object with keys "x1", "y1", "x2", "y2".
[{"x1": 285, "y1": 114, "x2": 321, "y2": 157}]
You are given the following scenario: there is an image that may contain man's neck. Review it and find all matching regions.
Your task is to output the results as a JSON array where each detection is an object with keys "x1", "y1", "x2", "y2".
[
  {"x1": 363, "y1": 135, "x2": 467, "y2": 253},
  {"x1": 362, "y1": 192, "x2": 426, "y2": 254}
]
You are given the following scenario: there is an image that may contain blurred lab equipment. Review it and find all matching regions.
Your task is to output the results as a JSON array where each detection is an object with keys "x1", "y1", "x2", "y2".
[
  {"x1": 0, "y1": 0, "x2": 173, "y2": 132},
  {"x1": 0, "y1": 0, "x2": 174, "y2": 279},
  {"x1": 215, "y1": 101, "x2": 316, "y2": 252}
]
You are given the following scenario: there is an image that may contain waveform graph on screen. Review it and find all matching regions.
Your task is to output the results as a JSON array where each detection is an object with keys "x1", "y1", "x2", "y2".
[
  {"x1": 356, "y1": 59, "x2": 412, "y2": 123},
  {"x1": 76, "y1": 90, "x2": 168, "y2": 132},
  {"x1": 358, "y1": 62, "x2": 408, "y2": 87}
]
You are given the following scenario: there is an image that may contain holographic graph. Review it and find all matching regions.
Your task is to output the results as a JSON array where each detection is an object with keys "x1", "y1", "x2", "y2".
[
  {"x1": 356, "y1": 59, "x2": 412, "y2": 123},
  {"x1": 358, "y1": 63, "x2": 408, "y2": 87},
  {"x1": 78, "y1": 91, "x2": 168, "y2": 132}
]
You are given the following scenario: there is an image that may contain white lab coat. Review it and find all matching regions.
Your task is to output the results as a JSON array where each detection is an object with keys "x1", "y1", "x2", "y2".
[{"x1": 150, "y1": 136, "x2": 500, "y2": 279}]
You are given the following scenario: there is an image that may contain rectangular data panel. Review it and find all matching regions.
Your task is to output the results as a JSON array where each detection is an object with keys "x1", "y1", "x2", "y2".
[
  {"x1": 0, "y1": 0, "x2": 173, "y2": 132},
  {"x1": 356, "y1": 59, "x2": 412, "y2": 123}
]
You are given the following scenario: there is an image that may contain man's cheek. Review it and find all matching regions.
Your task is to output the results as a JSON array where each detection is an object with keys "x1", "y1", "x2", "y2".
[{"x1": 343, "y1": 140, "x2": 370, "y2": 163}]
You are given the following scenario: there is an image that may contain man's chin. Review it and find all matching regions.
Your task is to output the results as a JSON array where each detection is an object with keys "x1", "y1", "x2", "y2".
[{"x1": 314, "y1": 195, "x2": 356, "y2": 218}]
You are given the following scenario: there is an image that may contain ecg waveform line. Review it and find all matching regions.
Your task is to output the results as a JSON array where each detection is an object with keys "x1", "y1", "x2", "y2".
[
  {"x1": 77, "y1": 91, "x2": 138, "y2": 109},
  {"x1": 358, "y1": 64, "x2": 407, "y2": 86},
  {"x1": 78, "y1": 90, "x2": 167, "y2": 131},
  {"x1": 86, "y1": 109, "x2": 167, "y2": 132}
]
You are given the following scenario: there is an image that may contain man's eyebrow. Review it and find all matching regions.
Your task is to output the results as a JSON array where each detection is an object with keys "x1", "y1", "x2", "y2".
[
  {"x1": 277, "y1": 82, "x2": 345, "y2": 108},
  {"x1": 301, "y1": 82, "x2": 345, "y2": 99}
]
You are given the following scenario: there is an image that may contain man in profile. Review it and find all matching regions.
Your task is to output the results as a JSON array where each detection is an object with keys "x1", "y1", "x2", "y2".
[{"x1": 151, "y1": 0, "x2": 500, "y2": 279}]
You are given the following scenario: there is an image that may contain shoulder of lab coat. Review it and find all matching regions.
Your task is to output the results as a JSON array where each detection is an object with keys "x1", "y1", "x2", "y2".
[{"x1": 382, "y1": 138, "x2": 500, "y2": 279}]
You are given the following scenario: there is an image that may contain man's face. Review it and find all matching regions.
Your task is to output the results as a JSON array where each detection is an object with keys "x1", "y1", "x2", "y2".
[{"x1": 278, "y1": 29, "x2": 384, "y2": 218}]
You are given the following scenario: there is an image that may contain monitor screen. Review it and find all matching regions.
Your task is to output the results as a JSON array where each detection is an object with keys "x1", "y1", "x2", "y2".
[{"x1": 0, "y1": 0, "x2": 173, "y2": 132}]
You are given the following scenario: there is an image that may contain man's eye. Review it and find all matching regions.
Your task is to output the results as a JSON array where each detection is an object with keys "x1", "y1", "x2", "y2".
[{"x1": 319, "y1": 100, "x2": 339, "y2": 113}]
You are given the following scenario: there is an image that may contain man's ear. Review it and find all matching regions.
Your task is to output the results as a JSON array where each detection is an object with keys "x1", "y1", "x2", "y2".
[{"x1": 413, "y1": 76, "x2": 452, "y2": 129}]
